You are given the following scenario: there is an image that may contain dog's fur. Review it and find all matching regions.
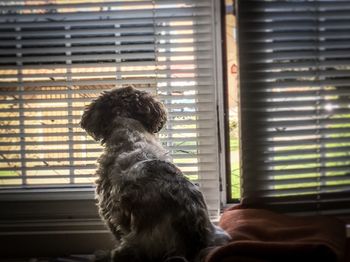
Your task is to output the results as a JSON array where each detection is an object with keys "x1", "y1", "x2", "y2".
[{"x1": 81, "y1": 86, "x2": 230, "y2": 262}]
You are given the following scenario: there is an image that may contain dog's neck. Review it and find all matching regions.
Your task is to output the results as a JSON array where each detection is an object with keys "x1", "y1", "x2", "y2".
[
  {"x1": 105, "y1": 116, "x2": 166, "y2": 153},
  {"x1": 102, "y1": 116, "x2": 171, "y2": 172},
  {"x1": 112, "y1": 116, "x2": 148, "y2": 133}
]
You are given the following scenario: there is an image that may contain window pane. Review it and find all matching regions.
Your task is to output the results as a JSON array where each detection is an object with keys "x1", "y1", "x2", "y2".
[
  {"x1": 237, "y1": 0, "x2": 350, "y2": 216},
  {"x1": 0, "y1": 0, "x2": 222, "y2": 218}
]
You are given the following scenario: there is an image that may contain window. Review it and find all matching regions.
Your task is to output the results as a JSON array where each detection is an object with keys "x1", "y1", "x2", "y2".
[
  {"x1": 223, "y1": 0, "x2": 240, "y2": 202},
  {"x1": 237, "y1": 0, "x2": 350, "y2": 218},
  {"x1": 0, "y1": 1, "x2": 225, "y2": 254}
]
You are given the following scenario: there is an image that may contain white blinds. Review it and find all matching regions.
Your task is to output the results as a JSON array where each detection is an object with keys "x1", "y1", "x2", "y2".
[
  {"x1": 0, "y1": 0, "x2": 222, "y2": 217},
  {"x1": 238, "y1": 0, "x2": 350, "y2": 216}
]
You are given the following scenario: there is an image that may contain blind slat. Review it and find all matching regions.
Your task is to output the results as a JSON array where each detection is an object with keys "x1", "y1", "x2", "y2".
[
  {"x1": 258, "y1": 175, "x2": 350, "y2": 186},
  {"x1": 0, "y1": 44, "x2": 212, "y2": 56},
  {"x1": 0, "y1": 0, "x2": 210, "y2": 10},
  {"x1": 0, "y1": 60, "x2": 211, "y2": 70},
  {"x1": 0, "y1": 34, "x2": 212, "y2": 48},
  {"x1": 240, "y1": 21, "x2": 350, "y2": 32},
  {"x1": 257, "y1": 184, "x2": 350, "y2": 198},
  {"x1": 0, "y1": 51, "x2": 211, "y2": 64},
  {"x1": 238, "y1": 11, "x2": 350, "y2": 21},
  {"x1": 249, "y1": 136, "x2": 350, "y2": 147},
  {"x1": 0, "y1": 7, "x2": 212, "y2": 22},
  {"x1": 0, "y1": 17, "x2": 210, "y2": 30},
  {"x1": 266, "y1": 155, "x2": 350, "y2": 167},
  {"x1": 0, "y1": 25, "x2": 211, "y2": 38},
  {"x1": 264, "y1": 146, "x2": 350, "y2": 158}
]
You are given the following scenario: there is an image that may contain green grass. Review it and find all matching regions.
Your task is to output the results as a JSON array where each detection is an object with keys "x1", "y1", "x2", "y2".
[
  {"x1": 230, "y1": 137, "x2": 240, "y2": 200},
  {"x1": 0, "y1": 171, "x2": 18, "y2": 176},
  {"x1": 230, "y1": 138, "x2": 239, "y2": 151},
  {"x1": 0, "y1": 171, "x2": 19, "y2": 186}
]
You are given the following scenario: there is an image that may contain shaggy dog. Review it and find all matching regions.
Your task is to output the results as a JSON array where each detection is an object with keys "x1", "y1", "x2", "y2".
[{"x1": 81, "y1": 86, "x2": 230, "y2": 262}]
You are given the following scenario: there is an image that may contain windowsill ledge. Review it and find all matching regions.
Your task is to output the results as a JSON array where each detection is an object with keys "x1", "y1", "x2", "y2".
[{"x1": 0, "y1": 187, "x2": 95, "y2": 201}]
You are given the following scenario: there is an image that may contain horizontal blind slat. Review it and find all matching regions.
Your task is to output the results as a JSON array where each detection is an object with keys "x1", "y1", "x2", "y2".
[
  {"x1": 0, "y1": 24, "x2": 211, "y2": 38},
  {"x1": 0, "y1": 43, "x2": 212, "y2": 55},
  {"x1": 0, "y1": 0, "x2": 210, "y2": 10},
  {"x1": 0, "y1": 7, "x2": 212, "y2": 22},
  {"x1": 0, "y1": 16, "x2": 211, "y2": 30}
]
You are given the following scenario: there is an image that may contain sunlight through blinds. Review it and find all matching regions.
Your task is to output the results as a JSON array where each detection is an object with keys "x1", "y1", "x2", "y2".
[
  {"x1": 238, "y1": 0, "x2": 350, "y2": 217},
  {"x1": 0, "y1": 0, "x2": 222, "y2": 217}
]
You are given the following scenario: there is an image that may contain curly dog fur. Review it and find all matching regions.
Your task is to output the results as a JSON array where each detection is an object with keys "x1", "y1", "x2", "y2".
[{"x1": 81, "y1": 86, "x2": 230, "y2": 262}]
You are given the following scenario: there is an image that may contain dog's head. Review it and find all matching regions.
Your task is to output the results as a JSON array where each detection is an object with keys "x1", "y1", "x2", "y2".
[{"x1": 81, "y1": 86, "x2": 167, "y2": 142}]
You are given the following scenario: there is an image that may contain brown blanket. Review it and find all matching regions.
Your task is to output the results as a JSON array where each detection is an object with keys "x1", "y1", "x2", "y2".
[{"x1": 206, "y1": 206, "x2": 346, "y2": 262}]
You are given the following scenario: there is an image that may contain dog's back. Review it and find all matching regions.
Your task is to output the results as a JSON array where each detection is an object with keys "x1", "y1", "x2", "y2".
[
  {"x1": 122, "y1": 159, "x2": 214, "y2": 260},
  {"x1": 95, "y1": 121, "x2": 214, "y2": 261}
]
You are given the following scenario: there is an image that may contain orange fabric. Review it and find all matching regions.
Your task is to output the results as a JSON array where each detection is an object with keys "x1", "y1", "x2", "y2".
[{"x1": 206, "y1": 206, "x2": 346, "y2": 262}]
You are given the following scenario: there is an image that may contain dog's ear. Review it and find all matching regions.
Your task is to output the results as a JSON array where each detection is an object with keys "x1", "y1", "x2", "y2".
[
  {"x1": 131, "y1": 91, "x2": 167, "y2": 133},
  {"x1": 80, "y1": 93, "x2": 115, "y2": 142}
]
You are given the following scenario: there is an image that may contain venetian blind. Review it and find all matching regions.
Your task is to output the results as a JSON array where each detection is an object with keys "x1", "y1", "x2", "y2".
[
  {"x1": 238, "y1": 0, "x2": 350, "y2": 216},
  {"x1": 0, "y1": 0, "x2": 222, "y2": 217}
]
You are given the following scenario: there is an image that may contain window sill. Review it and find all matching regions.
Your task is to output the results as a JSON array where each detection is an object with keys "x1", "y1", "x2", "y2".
[
  {"x1": 0, "y1": 187, "x2": 115, "y2": 257},
  {"x1": 0, "y1": 187, "x2": 95, "y2": 201}
]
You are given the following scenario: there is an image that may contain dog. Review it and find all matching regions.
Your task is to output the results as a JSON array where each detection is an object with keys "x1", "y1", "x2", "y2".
[{"x1": 81, "y1": 86, "x2": 230, "y2": 262}]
